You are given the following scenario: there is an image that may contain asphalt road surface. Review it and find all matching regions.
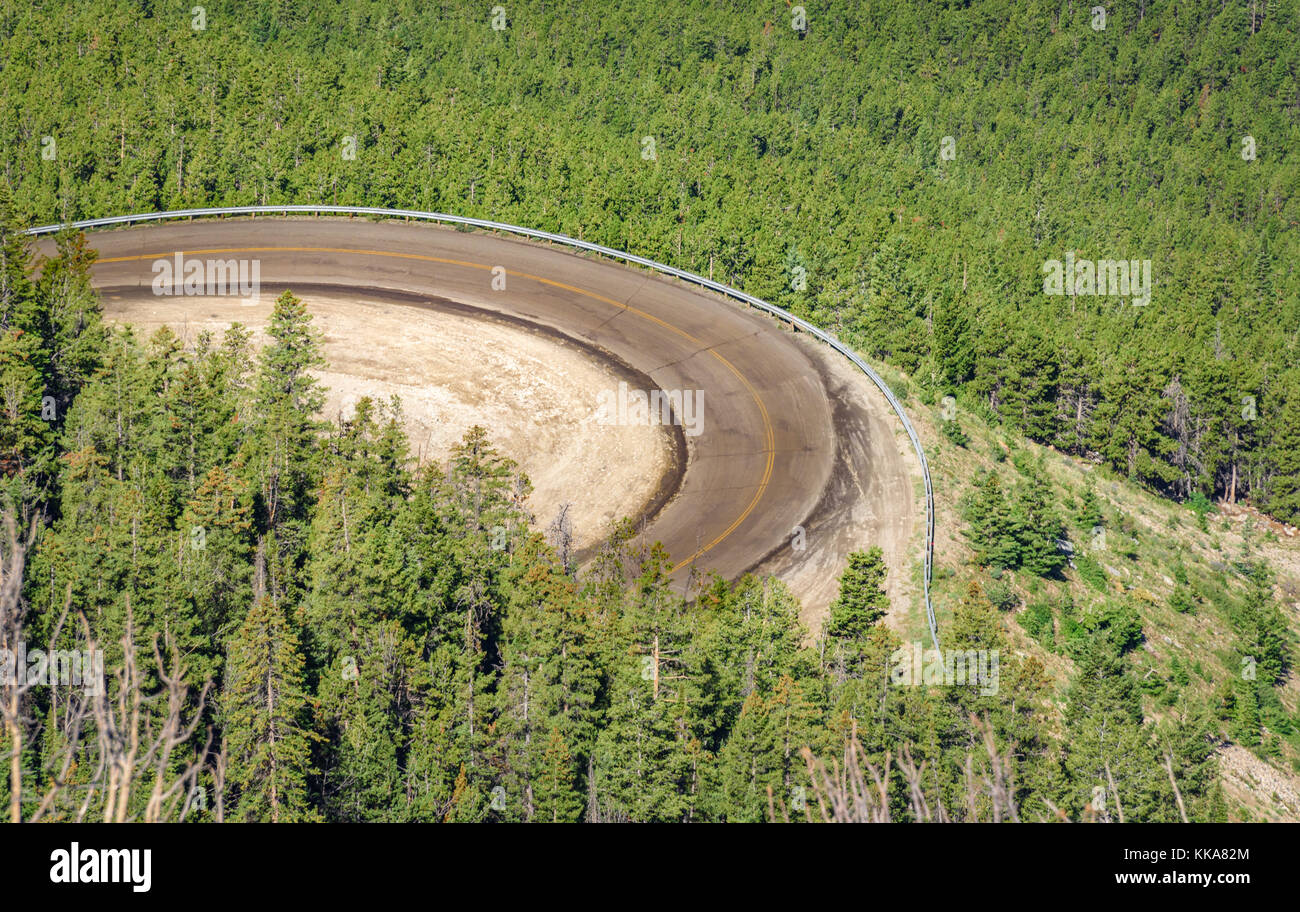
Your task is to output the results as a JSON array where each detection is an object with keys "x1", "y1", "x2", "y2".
[{"x1": 37, "y1": 217, "x2": 915, "y2": 620}]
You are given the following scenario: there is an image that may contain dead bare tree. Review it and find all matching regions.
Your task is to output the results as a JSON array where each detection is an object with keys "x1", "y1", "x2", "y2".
[
  {"x1": 547, "y1": 502, "x2": 575, "y2": 573},
  {"x1": 0, "y1": 509, "x2": 37, "y2": 823},
  {"x1": 1163, "y1": 753, "x2": 1190, "y2": 824},
  {"x1": 782, "y1": 715, "x2": 1023, "y2": 823},
  {"x1": 1, "y1": 506, "x2": 220, "y2": 822},
  {"x1": 792, "y1": 720, "x2": 893, "y2": 823},
  {"x1": 90, "y1": 600, "x2": 216, "y2": 822},
  {"x1": 26, "y1": 601, "x2": 220, "y2": 823}
]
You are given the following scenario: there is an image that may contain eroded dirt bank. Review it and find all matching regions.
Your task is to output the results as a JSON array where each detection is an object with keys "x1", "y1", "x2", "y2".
[{"x1": 99, "y1": 286, "x2": 679, "y2": 553}]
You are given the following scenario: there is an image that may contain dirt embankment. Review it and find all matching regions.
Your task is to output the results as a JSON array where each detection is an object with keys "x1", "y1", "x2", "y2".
[{"x1": 100, "y1": 286, "x2": 678, "y2": 552}]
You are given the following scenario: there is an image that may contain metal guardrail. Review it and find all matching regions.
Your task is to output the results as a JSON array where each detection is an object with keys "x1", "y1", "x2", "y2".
[{"x1": 24, "y1": 206, "x2": 940, "y2": 650}]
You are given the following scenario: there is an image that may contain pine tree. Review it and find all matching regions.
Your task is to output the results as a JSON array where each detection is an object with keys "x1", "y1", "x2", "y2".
[
  {"x1": 0, "y1": 327, "x2": 53, "y2": 500},
  {"x1": 1060, "y1": 638, "x2": 1172, "y2": 821},
  {"x1": 1076, "y1": 484, "x2": 1102, "y2": 529},
  {"x1": 932, "y1": 294, "x2": 974, "y2": 385},
  {"x1": 0, "y1": 197, "x2": 79, "y2": 505},
  {"x1": 964, "y1": 471, "x2": 1020, "y2": 570},
  {"x1": 175, "y1": 462, "x2": 254, "y2": 680},
  {"x1": 0, "y1": 189, "x2": 37, "y2": 336},
  {"x1": 1230, "y1": 562, "x2": 1289, "y2": 742},
  {"x1": 32, "y1": 230, "x2": 105, "y2": 419},
  {"x1": 1230, "y1": 676, "x2": 1261, "y2": 748},
  {"x1": 1265, "y1": 378, "x2": 1300, "y2": 523},
  {"x1": 589, "y1": 544, "x2": 709, "y2": 822},
  {"x1": 447, "y1": 424, "x2": 528, "y2": 535},
  {"x1": 1011, "y1": 468, "x2": 1066, "y2": 577},
  {"x1": 245, "y1": 290, "x2": 326, "y2": 604},
  {"x1": 825, "y1": 547, "x2": 890, "y2": 641},
  {"x1": 1155, "y1": 707, "x2": 1226, "y2": 823},
  {"x1": 496, "y1": 535, "x2": 599, "y2": 821},
  {"x1": 533, "y1": 727, "x2": 584, "y2": 823},
  {"x1": 314, "y1": 619, "x2": 420, "y2": 822},
  {"x1": 696, "y1": 574, "x2": 809, "y2": 734},
  {"x1": 223, "y1": 596, "x2": 320, "y2": 822},
  {"x1": 714, "y1": 690, "x2": 776, "y2": 822}
]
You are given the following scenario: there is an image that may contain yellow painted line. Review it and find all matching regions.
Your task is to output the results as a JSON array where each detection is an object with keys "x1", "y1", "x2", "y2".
[{"x1": 98, "y1": 245, "x2": 777, "y2": 573}]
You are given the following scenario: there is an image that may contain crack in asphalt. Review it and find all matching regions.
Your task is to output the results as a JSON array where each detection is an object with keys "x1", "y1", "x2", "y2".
[
  {"x1": 580, "y1": 274, "x2": 653, "y2": 342},
  {"x1": 642, "y1": 329, "x2": 766, "y2": 374}
]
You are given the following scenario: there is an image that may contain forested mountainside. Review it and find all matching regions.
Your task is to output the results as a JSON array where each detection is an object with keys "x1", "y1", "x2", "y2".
[
  {"x1": 0, "y1": 231, "x2": 1232, "y2": 821},
  {"x1": 0, "y1": 1, "x2": 1296, "y2": 823},
  {"x1": 2, "y1": 0, "x2": 1298, "y2": 521}
]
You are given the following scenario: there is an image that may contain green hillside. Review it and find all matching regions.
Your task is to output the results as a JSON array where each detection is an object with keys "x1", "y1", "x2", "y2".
[
  {"x1": 4, "y1": 0, "x2": 1298, "y2": 519},
  {"x1": 0, "y1": 0, "x2": 1297, "y2": 822}
]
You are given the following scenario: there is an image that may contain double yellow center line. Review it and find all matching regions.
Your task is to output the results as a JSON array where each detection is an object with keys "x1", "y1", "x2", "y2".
[{"x1": 98, "y1": 245, "x2": 777, "y2": 574}]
